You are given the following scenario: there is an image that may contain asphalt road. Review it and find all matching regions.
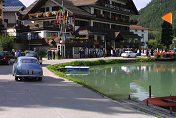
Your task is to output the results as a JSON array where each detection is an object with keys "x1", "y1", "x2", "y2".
[{"x1": 0, "y1": 64, "x2": 153, "y2": 118}]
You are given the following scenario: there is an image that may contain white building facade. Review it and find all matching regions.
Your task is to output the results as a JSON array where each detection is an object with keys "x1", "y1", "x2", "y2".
[{"x1": 130, "y1": 25, "x2": 149, "y2": 49}]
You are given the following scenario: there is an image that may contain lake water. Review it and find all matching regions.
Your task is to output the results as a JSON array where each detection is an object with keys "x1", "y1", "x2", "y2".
[{"x1": 68, "y1": 62, "x2": 176, "y2": 101}]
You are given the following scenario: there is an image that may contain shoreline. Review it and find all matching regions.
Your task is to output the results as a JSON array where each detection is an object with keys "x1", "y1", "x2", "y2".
[
  {"x1": 46, "y1": 58, "x2": 155, "y2": 101},
  {"x1": 46, "y1": 57, "x2": 176, "y2": 117}
]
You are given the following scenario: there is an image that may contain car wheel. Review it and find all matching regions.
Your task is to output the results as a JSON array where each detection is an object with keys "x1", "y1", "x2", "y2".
[
  {"x1": 15, "y1": 76, "x2": 18, "y2": 81},
  {"x1": 38, "y1": 77, "x2": 42, "y2": 81},
  {"x1": 135, "y1": 55, "x2": 137, "y2": 58},
  {"x1": 127, "y1": 55, "x2": 130, "y2": 58}
]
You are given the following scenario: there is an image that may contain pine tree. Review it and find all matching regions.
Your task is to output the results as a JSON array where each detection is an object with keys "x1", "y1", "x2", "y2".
[{"x1": 161, "y1": 21, "x2": 173, "y2": 49}]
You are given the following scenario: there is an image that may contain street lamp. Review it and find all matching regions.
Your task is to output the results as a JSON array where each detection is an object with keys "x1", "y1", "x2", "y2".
[{"x1": 28, "y1": 33, "x2": 31, "y2": 50}]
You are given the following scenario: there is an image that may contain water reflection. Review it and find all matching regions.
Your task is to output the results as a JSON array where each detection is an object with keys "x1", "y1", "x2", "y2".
[{"x1": 69, "y1": 62, "x2": 176, "y2": 101}]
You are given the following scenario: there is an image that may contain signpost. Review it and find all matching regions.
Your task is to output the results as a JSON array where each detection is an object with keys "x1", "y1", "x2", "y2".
[{"x1": 28, "y1": 33, "x2": 31, "y2": 50}]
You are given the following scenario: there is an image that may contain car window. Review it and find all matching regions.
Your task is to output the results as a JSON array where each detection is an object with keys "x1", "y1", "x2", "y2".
[
  {"x1": 26, "y1": 53, "x2": 37, "y2": 57},
  {"x1": 0, "y1": 52, "x2": 5, "y2": 57},
  {"x1": 21, "y1": 59, "x2": 38, "y2": 63}
]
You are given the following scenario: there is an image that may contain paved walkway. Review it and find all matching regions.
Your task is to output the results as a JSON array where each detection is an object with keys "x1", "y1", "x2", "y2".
[{"x1": 42, "y1": 56, "x2": 148, "y2": 65}]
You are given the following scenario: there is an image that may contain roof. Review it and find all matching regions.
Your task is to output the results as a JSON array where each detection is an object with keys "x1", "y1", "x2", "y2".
[
  {"x1": 21, "y1": 0, "x2": 92, "y2": 18},
  {"x1": 68, "y1": 0, "x2": 97, "y2": 6},
  {"x1": 130, "y1": 25, "x2": 149, "y2": 30},
  {"x1": 3, "y1": 6, "x2": 24, "y2": 12},
  {"x1": 69, "y1": 0, "x2": 138, "y2": 15}
]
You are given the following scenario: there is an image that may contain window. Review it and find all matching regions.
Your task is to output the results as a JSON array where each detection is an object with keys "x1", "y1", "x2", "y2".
[
  {"x1": 43, "y1": 21, "x2": 50, "y2": 27},
  {"x1": 46, "y1": 7, "x2": 49, "y2": 12},
  {"x1": 4, "y1": 19, "x2": 8, "y2": 24},
  {"x1": 21, "y1": 59, "x2": 38, "y2": 63},
  {"x1": 111, "y1": 25, "x2": 120, "y2": 30},
  {"x1": 52, "y1": 6, "x2": 61, "y2": 11},
  {"x1": 94, "y1": 22, "x2": 110, "y2": 29},
  {"x1": 94, "y1": 9, "x2": 101, "y2": 17},
  {"x1": 40, "y1": 8, "x2": 45, "y2": 12},
  {"x1": 46, "y1": 32, "x2": 58, "y2": 37},
  {"x1": 103, "y1": 11, "x2": 110, "y2": 19},
  {"x1": 31, "y1": 32, "x2": 39, "y2": 39},
  {"x1": 75, "y1": 20, "x2": 89, "y2": 27}
]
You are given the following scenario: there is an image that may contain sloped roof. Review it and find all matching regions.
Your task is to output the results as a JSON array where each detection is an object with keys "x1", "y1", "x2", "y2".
[
  {"x1": 68, "y1": 0, "x2": 97, "y2": 6},
  {"x1": 130, "y1": 25, "x2": 149, "y2": 30},
  {"x1": 3, "y1": 6, "x2": 24, "y2": 12},
  {"x1": 21, "y1": 0, "x2": 92, "y2": 18},
  {"x1": 69, "y1": 0, "x2": 138, "y2": 15}
]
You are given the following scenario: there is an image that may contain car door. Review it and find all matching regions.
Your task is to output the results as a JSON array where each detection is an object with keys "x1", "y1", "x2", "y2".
[
  {"x1": 129, "y1": 52, "x2": 132, "y2": 57},
  {"x1": 12, "y1": 59, "x2": 18, "y2": 75}
]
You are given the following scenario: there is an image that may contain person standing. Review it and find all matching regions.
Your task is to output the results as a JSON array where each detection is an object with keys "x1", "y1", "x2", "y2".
[
  {"x1": 18, "y1": 50, "x2": 22, "y2": 57},
  {"x1": 50, "y1": 50, "x2": 52, "y2": 60},
  {"x1": 53, "y1": 50, "x2": 55, "y2": 60},
  {"x1": 111, "y1": 49, "x2": 113, "y2": 57},
  {"x1": 57, "y1": 50, "x2": 60, "y2": 59},
  {"x1": 47, "y1": 49, "x2": 50, "y2": 60}
]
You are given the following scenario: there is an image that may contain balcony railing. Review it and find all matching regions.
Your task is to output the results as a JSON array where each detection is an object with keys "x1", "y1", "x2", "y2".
[{"x1": 28, "y1": 11, "x2": 60, "y2": 19}]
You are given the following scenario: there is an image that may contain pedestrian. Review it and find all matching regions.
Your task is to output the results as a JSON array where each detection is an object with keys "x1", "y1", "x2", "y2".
[
  {"x1": 137, "y1": 49, "x2": 140, "y2": 56},
  {"x1": 53, "y1": 50, "x2": 55, "y2": 60},
  {"x1": 151, "y1": 49, "x2": 154, "y2": 56},
  {"x1": 47, "y1": 49, "x2": 50, "y2": 60},
  {"x1": 57, "y1": 50, "x2": 60, "y2": 59},
  {"x1": 111, "y1": 49, "x2": 113, "y2": 57},
  {"x1": 18, "y1": 50, "x2": 22, "y2": 57},
  {"x1": 50, "y1": 50, "x2": 52, "y2": 60}
]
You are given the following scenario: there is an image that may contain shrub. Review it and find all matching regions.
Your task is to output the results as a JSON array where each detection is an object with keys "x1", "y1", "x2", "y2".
[{"x1": 154, "y1": 52, "x2": 160, "y2": 58}]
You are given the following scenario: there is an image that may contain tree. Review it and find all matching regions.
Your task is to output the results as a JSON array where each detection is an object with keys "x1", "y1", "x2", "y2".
[
  {"x1": 161, "y1": 21, "x2": 174, "y2": 48},
  {"x1": 0, "y1": 33, "x2": 14, "y2": 51}
]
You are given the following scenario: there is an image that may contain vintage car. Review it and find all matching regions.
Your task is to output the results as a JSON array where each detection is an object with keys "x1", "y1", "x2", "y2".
[
  {"x1": 25, "y1": 51, "x2": 42, "y2": 64},
  {"x1": 121, "y1": 51, "x2": 137, "y2": 58},
  {"x1": 12, "y1": 57, "x2": 43, "y2": 81}
]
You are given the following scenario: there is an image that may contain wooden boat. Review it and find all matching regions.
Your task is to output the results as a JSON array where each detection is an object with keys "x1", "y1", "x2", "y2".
[{"x1": 143, "y1": 96, "x2": 176, "y2": 111}]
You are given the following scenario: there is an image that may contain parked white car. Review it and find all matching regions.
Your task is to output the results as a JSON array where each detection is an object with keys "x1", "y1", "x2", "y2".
[{"x1": 121, "y1": 51, "x2": 137, "y2": 58}]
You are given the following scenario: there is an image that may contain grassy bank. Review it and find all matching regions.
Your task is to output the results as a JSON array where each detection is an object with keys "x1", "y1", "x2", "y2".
[
  {"x1": 47, "y1": 58, "x2": 156, "y2": 101},
  {"x1": 51, "y1": 58, "x2": 155, "y2": 68}
]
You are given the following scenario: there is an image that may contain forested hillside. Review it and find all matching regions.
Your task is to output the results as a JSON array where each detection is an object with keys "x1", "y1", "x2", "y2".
[{"x1": 132, "y1": 0, "x2": 176, "y2": 31}]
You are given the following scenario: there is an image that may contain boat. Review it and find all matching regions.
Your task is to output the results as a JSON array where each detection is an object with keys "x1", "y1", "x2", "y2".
[
  {"x1": 143, "y1": 96, "x2": 176, "y2": 112},
  {"x1": 65, "y1": 66, "x2": 89, "y2": 71}
]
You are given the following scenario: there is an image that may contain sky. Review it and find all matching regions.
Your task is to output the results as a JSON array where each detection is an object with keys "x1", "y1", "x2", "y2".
[{"x1": 19, "y1": 0, "x2": 151, "y2": 10}]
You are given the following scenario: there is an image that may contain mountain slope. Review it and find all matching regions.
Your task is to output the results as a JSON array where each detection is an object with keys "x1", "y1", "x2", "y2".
[
  {"x1": 132, "y1": 0, "x2": 176, "y2": 31},
  {"x1": 3, "y1": 0, "x2": 25, "y2": 6}
]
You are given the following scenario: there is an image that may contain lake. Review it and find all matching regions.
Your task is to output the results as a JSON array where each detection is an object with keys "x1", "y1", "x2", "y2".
[{"x1": 68, "y1": 62, "x2": 176, "y2": 101}]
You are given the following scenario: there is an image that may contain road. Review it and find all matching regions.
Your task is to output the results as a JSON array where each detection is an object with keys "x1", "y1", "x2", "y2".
[{"x1": 0, "y1": 64, "x2": 153, "y2": 118}]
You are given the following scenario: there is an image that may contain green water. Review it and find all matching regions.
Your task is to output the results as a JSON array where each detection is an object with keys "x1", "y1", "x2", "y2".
[{"x1": 69, "y1": 62, "x2": 176, "y2": 101}]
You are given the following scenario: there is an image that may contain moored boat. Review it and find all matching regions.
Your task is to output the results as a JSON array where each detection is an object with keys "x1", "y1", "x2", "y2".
[
  {"x1": 143, "y1": 96, "x2": 176, "y2": 112},
  {"x1": 65, "y1": 66, "x2": 89, "y2": 71}
]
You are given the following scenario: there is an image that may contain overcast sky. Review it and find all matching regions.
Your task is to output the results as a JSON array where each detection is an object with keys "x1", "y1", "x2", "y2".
[{"x1": 19, "y1": 0, "x2": 151, "y2": 10}]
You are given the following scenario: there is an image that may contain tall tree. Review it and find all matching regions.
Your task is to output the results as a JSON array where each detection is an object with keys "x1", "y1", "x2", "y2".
[
  {"x1": 0, "y1": 33, "x2": 14, "y2": 51},
  {"x1": 161, "y1": 21, "x2": 173, "y2": 48}
]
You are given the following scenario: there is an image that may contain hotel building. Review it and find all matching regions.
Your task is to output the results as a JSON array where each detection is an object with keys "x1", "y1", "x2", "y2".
[{"x1": 19, "y1": 0, "x2": 140, "y2": 58}]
